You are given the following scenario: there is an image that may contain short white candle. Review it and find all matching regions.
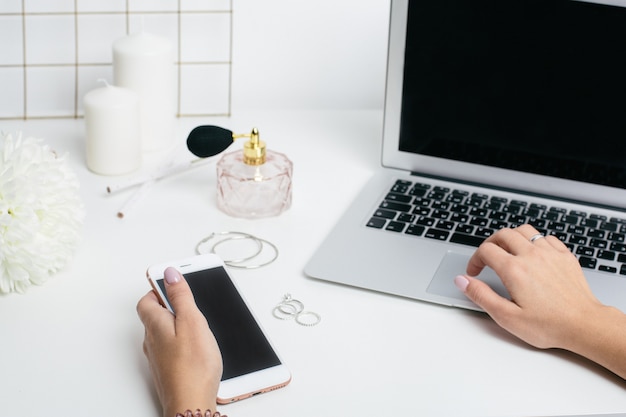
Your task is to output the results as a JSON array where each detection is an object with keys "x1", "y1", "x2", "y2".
[
  {"x1": 84, "y1": 82, "x2": 141, "y2": 176},
  {"x1": 113, "y1": 31, "x2": 175, "y2": 152}
]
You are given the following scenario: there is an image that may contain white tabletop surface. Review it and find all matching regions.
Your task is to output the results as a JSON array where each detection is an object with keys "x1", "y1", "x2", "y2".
[{"x1": 1, "y1": 110, "x2": 625, "y2": 417}]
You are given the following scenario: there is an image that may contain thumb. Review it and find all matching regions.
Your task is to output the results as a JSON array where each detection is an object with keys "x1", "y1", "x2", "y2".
[
  {"x1": 454, "y1": 274, "x2": 514, "y2": 316},
  {"x1": 163, "y1": 267, "x2": 197, "y2": 316}
]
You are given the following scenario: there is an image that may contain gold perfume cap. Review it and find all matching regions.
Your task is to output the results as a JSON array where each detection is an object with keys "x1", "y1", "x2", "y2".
[{"x1": 239, "y1": 127, "x2": 266, "y2": 165}]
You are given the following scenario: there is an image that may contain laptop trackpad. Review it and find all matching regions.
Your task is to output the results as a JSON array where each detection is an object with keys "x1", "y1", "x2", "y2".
[{"x1": 427, "y1": 251, "x2": 510, "y2": 302}]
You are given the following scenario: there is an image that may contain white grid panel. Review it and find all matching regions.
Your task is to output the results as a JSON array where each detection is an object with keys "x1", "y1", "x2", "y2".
[{"x1": 0, "y1": 0, "x2": 232, "y2": 119}]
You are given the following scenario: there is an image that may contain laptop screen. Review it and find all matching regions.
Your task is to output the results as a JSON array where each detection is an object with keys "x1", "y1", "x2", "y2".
[{"x1": 399, "y1": 0, "x2": 626, "y2": 190}]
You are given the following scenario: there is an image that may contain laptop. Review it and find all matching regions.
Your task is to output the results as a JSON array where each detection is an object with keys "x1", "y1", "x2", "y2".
[{"x1": 304, "y1": 0, "x2": 626, "y2": 312}]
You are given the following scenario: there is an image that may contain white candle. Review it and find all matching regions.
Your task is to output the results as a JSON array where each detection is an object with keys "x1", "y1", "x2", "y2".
[
  {"x1": 84, "y1": 83, "x2": 141, "y2": 176},
  {"x1": 113, "y1": 31, "x2": 175, "y2": 152}
]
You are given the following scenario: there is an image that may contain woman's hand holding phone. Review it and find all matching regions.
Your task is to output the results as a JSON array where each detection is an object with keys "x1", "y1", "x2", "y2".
[{"x1": 137, "y1": 267, "x2": 223, "y2": 417}]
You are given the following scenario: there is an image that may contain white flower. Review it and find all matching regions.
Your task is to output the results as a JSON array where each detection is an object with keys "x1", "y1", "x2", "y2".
[{"x1": 0, "y1": 132, "x2": 84, "y2": 294}]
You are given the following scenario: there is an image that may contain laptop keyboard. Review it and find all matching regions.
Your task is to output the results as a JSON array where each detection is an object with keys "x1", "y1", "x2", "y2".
[{"x1": 367, "y1": 179, "x2": 626, "y2": 276}]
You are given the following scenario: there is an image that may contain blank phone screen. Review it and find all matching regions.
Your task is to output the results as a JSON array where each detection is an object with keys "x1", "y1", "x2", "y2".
[{"x1": 157, "y1": 267, "x2": 281, "y2": 380}]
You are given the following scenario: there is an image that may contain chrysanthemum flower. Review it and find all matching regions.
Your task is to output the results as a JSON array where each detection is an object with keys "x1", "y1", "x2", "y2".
[{"x1": 0, "y1": 132, "x2": 84, "y2": 294}]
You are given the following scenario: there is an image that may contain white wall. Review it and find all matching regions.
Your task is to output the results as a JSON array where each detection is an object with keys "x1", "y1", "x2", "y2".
[
  {"x1": 232, "y1": 0, "x2": 391, "y2": 111},
  {"x1": 0, "y1": 0, "x2": 390, "y2": 119}
]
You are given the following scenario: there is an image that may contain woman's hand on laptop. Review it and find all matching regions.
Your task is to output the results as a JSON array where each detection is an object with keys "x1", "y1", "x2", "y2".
[{"x1": 454, "y1": 224, "x2": 626, "y2": 379}]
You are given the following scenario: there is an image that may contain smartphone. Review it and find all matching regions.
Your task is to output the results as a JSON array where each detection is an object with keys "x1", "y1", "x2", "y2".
[{"x1": 146, "y1": 253, "x2": 291, "y2": 404}]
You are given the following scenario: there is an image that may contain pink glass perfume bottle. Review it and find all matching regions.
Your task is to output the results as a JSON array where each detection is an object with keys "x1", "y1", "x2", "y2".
[{"x1": 216, "y1": 128, "x2": 293, "y2": 218}]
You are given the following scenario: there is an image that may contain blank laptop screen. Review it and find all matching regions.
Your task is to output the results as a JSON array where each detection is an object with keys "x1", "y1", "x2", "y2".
[{"x1": 399, "y1": 0, "x2": 626, "y2": 189}]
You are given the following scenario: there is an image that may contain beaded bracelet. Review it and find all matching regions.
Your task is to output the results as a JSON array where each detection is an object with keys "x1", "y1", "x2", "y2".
[{"x1": 175, "y1": 409, "x2": 226, "y2": 417}]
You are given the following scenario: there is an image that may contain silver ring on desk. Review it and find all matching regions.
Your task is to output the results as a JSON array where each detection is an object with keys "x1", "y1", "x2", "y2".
[
  {"x1": 272, "y1": 304, "x2": 298, "y2": 320},
  {"x1": 278, "y1": 295, "x2": 304, "y2": 314},
  {"x1": 272, "y1": 294, "x2": 304, "y2": 319},
  {"x1": 295, "y1": 311, "x2": 321, "y2": 327},
  {"x1": 529, "y1": 233, "x2": 545, "y2": 243}
]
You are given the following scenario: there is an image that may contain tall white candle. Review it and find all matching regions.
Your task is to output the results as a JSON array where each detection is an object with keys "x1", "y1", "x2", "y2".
[
  {"x1": 84, "y1": 83, "x2": 141, "y2": 175},
  {"x1": 113, "y1": 32, "x2": 175, "y2": 152}
]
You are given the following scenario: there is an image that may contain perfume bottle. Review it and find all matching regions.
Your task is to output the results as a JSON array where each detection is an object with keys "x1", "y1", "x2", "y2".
[{"x1": 216, "y1": 128, "x2": 293, "y2": 218}]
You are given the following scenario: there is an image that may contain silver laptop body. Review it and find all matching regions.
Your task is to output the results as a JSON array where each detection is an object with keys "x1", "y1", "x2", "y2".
[{"x1": 304, "y1": 0, "x2": 626, "y2": 312}]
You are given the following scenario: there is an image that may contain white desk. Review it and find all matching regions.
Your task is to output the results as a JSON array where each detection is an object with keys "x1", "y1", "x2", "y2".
[{"x1": 1, "y1": 110, "x2": 625, "y2": 416}]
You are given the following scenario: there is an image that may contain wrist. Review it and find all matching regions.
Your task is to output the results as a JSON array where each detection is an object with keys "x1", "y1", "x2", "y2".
[
  {"x1": 163, "y1": 397, "x2": 217, "y2": 417},
  {"x1": 161, "y1": 380, "x2": 220, "y2": 417},
  {"x1": 563, "y1": 303, "x2": 626, "y2": 378}
]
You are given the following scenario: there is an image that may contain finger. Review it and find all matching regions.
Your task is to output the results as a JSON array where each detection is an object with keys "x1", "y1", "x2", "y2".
[
  {"x1": 162, "y1": 267, "x2": 198, "y2": 318},
  {"x1": 466, "y1": 239, "x2": 512, "y2": 277},
  {"x1": 543, "y1": 234, "x2": 571, "y2": 252},
  {"x1": 137, "y1": 290, "x2": 163, "y2": 325},
  {"x1": 513, "y1": 224, "x2": 551, "y2": 247},
  {"x1": 456, "y1": 274, "x2": 520, "y2": 320},
  {"x1": 490, "y1": 226, "x2": 539, "y2": 254}
]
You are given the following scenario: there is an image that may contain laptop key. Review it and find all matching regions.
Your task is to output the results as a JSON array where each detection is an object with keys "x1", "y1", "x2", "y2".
[
  {"x1": 548, "y1": 221, "x2": 566, "y2": 232},
  {"x1": 581, "y1": 218, "x2": 599, "y2": 228},
  {"x1": 425, "y1": 228, "x2": 449, "y2": 241},
  {"x1": 380, "y1": 201, "x2": 411, "y2": 212},
  {"x1": 397, "y1": 213, "x2": 415, "y2": 223},
  {"x1": 412, "y1": 206, "x2": 430, "y2": 216},
  {"x1": 431, "y1": 209, "x2": 450, "y2": 219},
  {"x1": 576, "y1": 246, "x2": 595, "y2": 257},
  {"x1": 435, "y1": 220, "x2": 455, "y2": 230},
  {"x1": 587, "y1": 228, "x2": 605, "y2": 238},
  {"x1": 405, "y1": 224, "x2": 425, "y2": 236},
  {"x1": 597, "y1": 250, "x2": 615, "y2": 261},
  {"x1": 599, "y1": 265, "x2": 617, "y2": 273},
  {"x1": 386, "y1": 221, "x2": 406, "y2": 233},
  {"x1": 611, "y1": 242, "x2": 626, "y2": 252},
  {"x1": 567, "y1": 225, "x2": 585, "y2": 235},
  {"x1": 590, "y1": 238, "x2": 608, "y2": 249},
  {"x1": 416, "y1": 216, "x2": 435, "y2": 227},
  {"x1": 456, "y1": 224, "x2": 474, "y2": 234},
  {"x1": 450, "y1": 232, "x2": 485, "y2": 247},
  {"x1": 391, "y1": 182, "x2": 410, "y2": 194},
  {"x1": 470, "y1": 216, "x2": 489, "y2": 227},
  {"x1": 490, "y1": 220, "x2": 509, "y2": 230},
  {"x1": 561, "y1": 214, "x2": 579, "y2": 225},
  {"x1": 366, "y1": 217, "x2": 386, "y2": 229},
  {"x1": 373, "y1": 209, "x2": 396, "y2": 219},
  {"x1": 470, "y1": 207, "x2": 488, "y2": 217},
  {"x1": 466, "y1": 197, "x2": 484, "y2": 207},
  {"x1": 542, "y1": 211, "x2": 560, "y2": 221},
  {"x1": 621, "y1": 264, "x2": 626, "y2": 276},
  {"x1": 489, "y1": 211, "x2": 507, "y2": 221},
  {"x1": 385, "y1": 193, "x2": 412, "y2": 203},
  {"x1": 475, "y1": 227, "x2": 495, "y2": 238},
  {"x1": 600, "y1": 221, "x2": 618, "y2": 232},
  {"x1": 508, "y1": 214, "x2": 527, "y2": 225},
  {"x1": 450, "y1": 212, "x2": 469, "y2": 223},
  {"x1": 409, "y1": 184, "x2": 430, "y2": 196},
  {"x1": 579, "y1": 256, "x2": 597, "y2": 269},
  {"x1": 409, "y1": 188, "x2": 427, "y2": 197},
  {"x1": 569, "y1": 235, "x2": 588, "y2": 246}
]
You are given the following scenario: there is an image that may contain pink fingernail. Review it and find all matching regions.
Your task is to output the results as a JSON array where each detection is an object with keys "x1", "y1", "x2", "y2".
[
  {"x1": 164, "y1": 267, "x2": 181, "y2": 284},
  {"x1": 454, "y1": 275, "x2": 469, "y2": 292}
]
